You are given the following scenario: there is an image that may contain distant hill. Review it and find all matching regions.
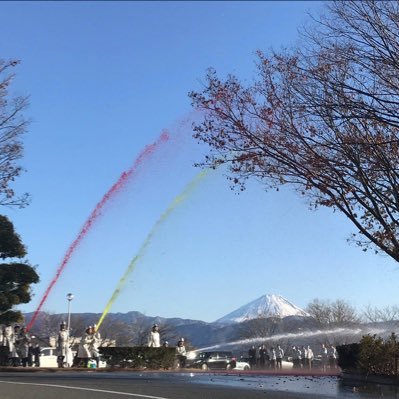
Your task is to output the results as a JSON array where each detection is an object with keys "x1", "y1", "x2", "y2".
[{"x1": 23, "y1": 294, "x2": 311, "y2": 347}]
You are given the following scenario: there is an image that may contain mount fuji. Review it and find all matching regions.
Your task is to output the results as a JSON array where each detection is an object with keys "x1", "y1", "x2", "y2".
[{"x1": 216, "y1": 294, "x2": 310, "y2": 324}]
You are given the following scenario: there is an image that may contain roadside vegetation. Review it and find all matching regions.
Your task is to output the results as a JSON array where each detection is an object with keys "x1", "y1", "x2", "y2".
[{"x1": 0, "y1": 59, "x2": 38, "y2": 324}]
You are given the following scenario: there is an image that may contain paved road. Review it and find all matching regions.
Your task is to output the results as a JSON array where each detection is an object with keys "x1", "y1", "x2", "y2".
[{"x1": 0, "y1": 371, "x2": 340, "y2": 399}]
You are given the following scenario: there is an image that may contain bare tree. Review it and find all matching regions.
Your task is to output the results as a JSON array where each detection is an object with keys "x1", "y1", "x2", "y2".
[
  {"x1": 28, "y1": 311, "x2": 62, "y2": 345},
  {"x1": 306, "y1": 299, "x2": 332, "y2": 325},
  {"x1": 331, "y1": 299, "x2": 361, "y2": 325},
  {"x1": 238, "y1": 317, "x2": 280, "y2": 340},
  {"x1": 306, "y1": 298, "x2": 360, "y2": 326},
  {"x1": 362, "y1": 305, "x2": 399, "y2": 322},
  {"x1": 190, "y1": 1, "x2": 399, "y2": 262},
  {"x1": 98, "y1": 318, "x2": 130, "y2": 346},
  {"x1": 129, "y1": 316, "x2": 151, "y2": 346},
  {"x1": 157, "y1": 322, "x2": 180, "y2": 347},
  {"x1": 0, "y1": 59, "x2": 30, "y2": 208}
]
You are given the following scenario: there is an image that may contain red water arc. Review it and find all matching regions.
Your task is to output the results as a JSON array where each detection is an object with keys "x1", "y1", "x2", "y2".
[{"x1": 26, "y1": 131, "x2": 170, "y2": 331}]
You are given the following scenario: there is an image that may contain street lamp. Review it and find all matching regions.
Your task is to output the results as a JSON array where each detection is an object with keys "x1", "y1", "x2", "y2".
[{"x1": 66, "y1": 293, "x2": 74, "y2": 367}]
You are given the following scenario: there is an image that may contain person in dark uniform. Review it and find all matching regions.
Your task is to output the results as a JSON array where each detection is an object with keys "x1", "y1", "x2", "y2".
[{"x1": 248, "y1": 345, "x2": 257, "y2": 368}]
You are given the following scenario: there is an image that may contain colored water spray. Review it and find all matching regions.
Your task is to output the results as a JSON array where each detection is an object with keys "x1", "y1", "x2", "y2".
[
  {"x1": 96, "y1": 169, "x2": 209, "y2": 330},
  {"x1": 27, "y1": 131, "x2": 170, "y2": 331}
]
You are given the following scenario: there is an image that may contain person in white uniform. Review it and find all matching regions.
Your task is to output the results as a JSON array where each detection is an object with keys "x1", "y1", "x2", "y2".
[{"x1": 148, "y1": 324, "x2": 160, "y2": 347}]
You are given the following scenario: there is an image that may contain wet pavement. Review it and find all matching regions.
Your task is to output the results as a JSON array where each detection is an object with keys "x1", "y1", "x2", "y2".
[
  {"x1": 1, "y1": 368, "x2": 399, "y2": 398},
  {"x1": 176, "y1": 372, "x2": 399, "y2": 398}
]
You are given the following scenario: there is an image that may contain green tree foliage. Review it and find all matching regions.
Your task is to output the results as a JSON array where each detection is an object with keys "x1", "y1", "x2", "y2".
[
  {"x1": 0, "y1": 214, "x2": 26, "y2": 259},
  {"x1": 99, "y1": 347, "x2": 176, "y2": 369},
  {"x1": 357, "y1": 333, "x2": 399, "y2": 375},
  {"x1": 0, "y1": 215, "x2": 39, "y2": 324},
  {"x1": 0, "y1": 59, "x2": 30, "y2": 208},
  {"x1": 190, "y1": 1, "x2": 399, "y2": 262},
  {"x1": 337, "y1": 334, "x2": 399, "y2": 375}
]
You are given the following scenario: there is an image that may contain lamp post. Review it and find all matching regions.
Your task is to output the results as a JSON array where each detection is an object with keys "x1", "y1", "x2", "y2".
[{"x1": 66, "y1": 293, "x2": 74, "y2": 367}]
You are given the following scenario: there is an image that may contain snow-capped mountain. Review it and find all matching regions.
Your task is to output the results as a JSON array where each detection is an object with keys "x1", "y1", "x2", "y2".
[{"x1": 215, "y1": 294, "x2": 310, "y2": 324}]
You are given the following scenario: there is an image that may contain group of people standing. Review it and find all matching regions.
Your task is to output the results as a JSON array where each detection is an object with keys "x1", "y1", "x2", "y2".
[
  {"x1": 290, "y1": 345, "x2": 315, "y2": 369},
  {"x1": 320, "y1": 343, "x2": 338, "y2": 370},
  {"x1": 0, "y1": 323, "x2": 40, "y2": 367},
  {"x1": 248, "y1": 343, "x2": 338, "y2": 370},
  {"x1": 56, "y1": 322, "x2": 101, "y2": 368},
  {"x1": 248, "y1": 344, "x2": 285, "y2": 369},
  {"x1": 0, "y1": 321, "x2": 102, "y2": 368},
  {"x1": 292, "y1": 343, "x2": 338, "y2": 370},
  {"x1": 0, "y1": 321, "x2": 102, "y2": 369}
]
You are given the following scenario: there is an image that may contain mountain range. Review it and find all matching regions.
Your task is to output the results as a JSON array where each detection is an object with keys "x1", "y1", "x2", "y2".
[
  {"x1": 24, "y1": 293, "x2": 315, "y2": 347},
  {"x1": 25, "y1": 293, "x2": 395, "y2": 352}
]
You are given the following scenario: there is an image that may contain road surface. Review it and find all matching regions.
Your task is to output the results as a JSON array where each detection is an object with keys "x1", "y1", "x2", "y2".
[{"x1": 0, "y1": 370, "x2": 351, "y2": 399}]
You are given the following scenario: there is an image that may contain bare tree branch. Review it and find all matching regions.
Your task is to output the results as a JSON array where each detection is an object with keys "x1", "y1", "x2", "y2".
[
  {"x1": 190, "y1": 1, "x2": 399, "y2": 262},
  {"x1": 0, "y1": 59, "x2": 30, "y2": 208}
]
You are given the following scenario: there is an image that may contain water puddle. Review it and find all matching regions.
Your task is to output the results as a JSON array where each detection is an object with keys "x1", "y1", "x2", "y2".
[{"x1": 181, "y1": 372, "x2": 399, "y2": 398}]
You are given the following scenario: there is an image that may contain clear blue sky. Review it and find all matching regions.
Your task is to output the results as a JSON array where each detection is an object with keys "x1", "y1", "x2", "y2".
[{"x1": 1, "y1": 1, "x2": 398, "y2": 324}]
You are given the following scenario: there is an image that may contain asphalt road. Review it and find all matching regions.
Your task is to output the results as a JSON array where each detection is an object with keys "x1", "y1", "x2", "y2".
[{"x1": 0, "y1": 371, "x2": 341, "y2": 399}]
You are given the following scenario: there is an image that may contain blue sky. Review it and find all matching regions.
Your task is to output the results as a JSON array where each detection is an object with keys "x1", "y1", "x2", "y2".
[{"x1": 1, "y1": 1, "x2": 398, "y2": 324}]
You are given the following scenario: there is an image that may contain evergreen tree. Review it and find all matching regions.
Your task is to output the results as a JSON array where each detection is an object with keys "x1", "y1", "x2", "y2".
[{"x1": 0, "y1": 215, "x2": 39, "y2": 324}]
